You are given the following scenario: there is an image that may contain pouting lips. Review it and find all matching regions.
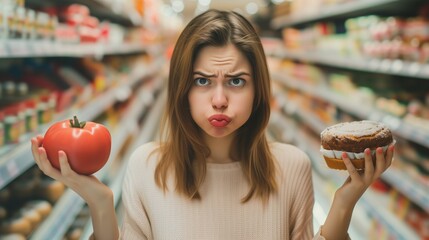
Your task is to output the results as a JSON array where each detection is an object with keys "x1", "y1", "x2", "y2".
[{"x1": 208, "y1": 114, "x2": 231, "y2": 127}]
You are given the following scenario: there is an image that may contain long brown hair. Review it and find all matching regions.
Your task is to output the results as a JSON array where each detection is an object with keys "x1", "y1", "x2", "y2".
[{"x1": 155, "y1": 9, "x2": 277, "y2": 203}]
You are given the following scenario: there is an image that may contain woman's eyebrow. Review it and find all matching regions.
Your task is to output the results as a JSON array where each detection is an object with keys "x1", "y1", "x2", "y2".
[
  {"x1": 225, "y1": 72, "x2": 251, "y2": 77},
  {"x1": 193, "y1": 71, "x2": 215, "y2": 77},
  {"x1": 193, "y1": 71, "x2": 251, "y2": 78}
]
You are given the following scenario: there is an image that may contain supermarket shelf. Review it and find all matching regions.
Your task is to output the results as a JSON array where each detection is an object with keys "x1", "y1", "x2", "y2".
[
  {"x1": 25, "y1": 0, "x2": 140, "y2": 27},
  {"x1": 92, "y1": 77, "x2": 162, "y2": 183},
  {"x1": 30, "y1": 188, "x2": 86, "y2": 240},
  {"x1": 91, "y1": 0, "x2": 144, "y2": 26},
  {"x1": 111, "y1": 89, "x2": 166, "y2": 206},
  {"x1": 359, "y1": 189, "x2": 420, "y2": 240},
  {"x1": 80, "y1": 87, "x2": 166, "y2": 240},
  {"x1": 269, "y1": 110, "x2": 421, "y2": 240},
  {"x1": 0, "y1": 40, "x2": 151, "y2": 58},
  {"x1": 0, "y1": 60, "x2": 160, "y2": 190},
  {"x1": 269, "y1": 50, "x2": 429, "y2": 80},
  {"x1": 29, "y1": 80, "x2": 161, "y2": 240},
  {"x1": 272, "y1": 72, "x2": 429, "y2": 149},
  {"x1": 273, "y1": 92, "x2": 429, "y2": 215},
  {"x1": 270, "y1": 0, "x2": 415, "y2": 29},
  {"x1": 382, "y1": 168, "x2": 429, "y2": 213}
]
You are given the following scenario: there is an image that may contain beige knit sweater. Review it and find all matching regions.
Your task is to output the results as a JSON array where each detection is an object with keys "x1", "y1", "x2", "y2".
[{"x1": 119, "y1": 141, "x2": 328, "y2": 240}]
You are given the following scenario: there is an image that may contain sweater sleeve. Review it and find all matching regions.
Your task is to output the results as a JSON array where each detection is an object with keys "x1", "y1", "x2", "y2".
[{"x1": 119, "y1": 146, "x2": 153, "y2": 240}]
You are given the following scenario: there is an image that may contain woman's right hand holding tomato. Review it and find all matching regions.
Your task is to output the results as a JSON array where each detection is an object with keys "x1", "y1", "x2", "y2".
[
  {"x1": 31, "y1": 135, "x2": 113, "y2": 208},
  {"x1": 32, "y1": 135, "x2": 119, "y2": 240}
]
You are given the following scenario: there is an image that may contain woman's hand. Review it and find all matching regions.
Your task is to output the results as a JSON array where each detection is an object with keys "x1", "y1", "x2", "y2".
[
  {"x1": 321, "y1": 143, "x2": 395, "y2": 240},
  {"x1": 31, "y1": 135, "x2": 113, "y2": 208},
  {"x1": 335, "y1": 143, "x2": 395, "y2": 208},
  {"x1": 32, "y1": 135, "x2": 120, "y2": 240}
]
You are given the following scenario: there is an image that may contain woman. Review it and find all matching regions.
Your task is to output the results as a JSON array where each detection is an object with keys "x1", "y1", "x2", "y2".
[{"x1": 31, "y1": 9, "x2": 394, "y2": 240}]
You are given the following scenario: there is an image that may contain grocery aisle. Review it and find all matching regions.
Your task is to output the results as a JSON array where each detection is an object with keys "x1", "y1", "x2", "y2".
[
  {"x1": 0, "y1": 1, "x2": 168, "y2": 239},
  {"x1": 266, "y1": 0, "x2": 429, "y2": 239},
  {"x1": 0, "y1": 0, "x2": 428, "y2": 240}
]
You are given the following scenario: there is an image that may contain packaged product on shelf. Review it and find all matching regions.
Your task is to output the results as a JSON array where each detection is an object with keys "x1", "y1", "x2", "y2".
[
  {"x1": 59, "y1": 4, "x2": 102, "y2": 43},
  {"x1": 406, "y1": 204, "x2": 428, "y2": 239},
  {"x1": 390, "y1": 190, "x2": 429, "y2": 240},
  {"x1": 0, "y1": 214, "x2": 32, "y2": 236},
  {"x1": 16, "y1": 207, "x2": 42, "y2": 229},
  {"x1": 57, "y1": 66, "x2": 94, "y2": 105},
  {"x1": 78, "y1": 16, "x2": 100, "y2": 43},
  {"x1": 24, "y1": 8, "x2": 36, "y2": 40},
  {"x1": 23, "y1": 200, "x2": 52, "y2": 219},
  {"x1": 2, "y1": 0, "x2": 16, "y2": 40},
  {"x1": 16, "y1": 102, "x2": 25, "y2": 138},
  {"x1": 24, "y1": 99, "x2": 38, "y2": 133},
  {"x1": 34, "y1": 177, "x2": 65, "y2": 204},
  {"x1": 61, "y1": 4, "x2": 90, "y2": 24},
  {"x1": 0, "y1": 206, "x2": 6, "y2": 221},
  {"x1": 19, "y1": 60, "x2": 76, "y2": 112},
  {"x1": 55, "y1": 22, "x2": 80, "y2": 44},
  {"x1": 47, "y1": 15, "x2": 58, "y2": 41},
  {"x1": 12, "y1": 6, "x2": 26, "y2": 39},
  {"x1": 0, "y1": 7, "x2": 4, "y2": 39},
  {"x1": 2, "y1": 104, "x2": 21, "y2": 144},
  {"x1": 81, "y1": 57, "x2": 111, "y2": 92},
  {"x1": 36, "y1": 94, "x2": 56, "y2": 124},
  {"x1": 35, "y1": 11, "x2": 51, "y2": 40},
  {"x1": 422, "y1": 42, "x2": 429, "y2": 63},
  {"x1": 0, "y1": 113, "x2": 4, "y2": 146}
]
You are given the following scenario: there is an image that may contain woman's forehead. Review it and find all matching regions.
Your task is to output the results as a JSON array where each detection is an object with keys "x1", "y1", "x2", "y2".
[{"x1": 193, "y1": 44, "x2": 251, "y2": 72}]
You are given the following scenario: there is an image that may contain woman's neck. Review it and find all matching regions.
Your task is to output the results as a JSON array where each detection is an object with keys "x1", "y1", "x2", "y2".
[{"x1": 204, "y1": 134, "x2": 235, "y2": 164}]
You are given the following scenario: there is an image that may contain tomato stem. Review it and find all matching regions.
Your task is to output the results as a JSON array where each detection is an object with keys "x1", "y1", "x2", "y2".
[{"x1": 69, "y1": 116, "x2": 86, "y2": 128}]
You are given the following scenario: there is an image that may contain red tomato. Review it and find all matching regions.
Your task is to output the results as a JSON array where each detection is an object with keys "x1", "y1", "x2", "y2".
[{"x1": 42, "y1": 116, "x2": 111, "y2": 175}]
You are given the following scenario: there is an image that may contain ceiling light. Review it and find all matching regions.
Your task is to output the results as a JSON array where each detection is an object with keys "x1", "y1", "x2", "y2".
[
  {"x1": 245, "y1": 2, "x2": 258, "y2": 15},
  {"x1": 171, "y1": 0, "x2": 184, "y2": 13}
]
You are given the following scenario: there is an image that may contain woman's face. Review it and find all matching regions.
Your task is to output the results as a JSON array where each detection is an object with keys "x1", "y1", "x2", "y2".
[{"x1": 188, "y1": 44, "x2": 254, "y2": 139}]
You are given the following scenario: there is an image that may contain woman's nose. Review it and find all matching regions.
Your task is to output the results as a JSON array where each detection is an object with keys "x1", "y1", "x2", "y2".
[{"x1": 212, "y1": 86, "x2": 228, "y2": 110}]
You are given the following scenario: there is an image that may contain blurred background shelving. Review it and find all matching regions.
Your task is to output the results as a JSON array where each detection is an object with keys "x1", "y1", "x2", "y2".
[
  {"x1": 0, "y1": 0, "x2": 428, "y2": 239},
  {"x1": 266, "y1": 0, "x2": 429, "y2": 239}
]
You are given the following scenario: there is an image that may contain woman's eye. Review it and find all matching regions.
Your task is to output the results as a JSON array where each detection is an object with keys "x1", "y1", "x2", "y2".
[
  {"x1": 194, "y1": 78, "x2": 210, "y2": 86},
  {"x1": 228, "y1": 78, "x2": 245, "y2": 87}
]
